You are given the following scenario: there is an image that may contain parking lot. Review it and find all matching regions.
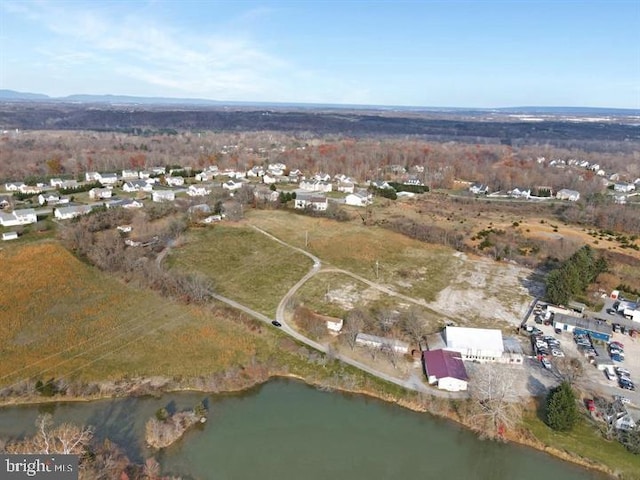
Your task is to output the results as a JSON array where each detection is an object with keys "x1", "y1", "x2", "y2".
[{"x1": 522, "y1": 319, "x2": 640, "y2": 408}]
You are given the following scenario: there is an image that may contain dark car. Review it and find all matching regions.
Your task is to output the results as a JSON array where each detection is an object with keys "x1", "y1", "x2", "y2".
[{"x1": 271, "y1": 320, "x2": 282, "y2": 327}]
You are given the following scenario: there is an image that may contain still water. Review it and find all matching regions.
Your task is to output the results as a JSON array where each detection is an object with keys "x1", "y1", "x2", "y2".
[{"x1": 0, "y1": 380, "x2": 605, "y2": 479}]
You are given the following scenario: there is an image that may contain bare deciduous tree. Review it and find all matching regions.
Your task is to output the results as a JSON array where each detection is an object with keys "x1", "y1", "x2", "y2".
[
  {"x1": 5, "y1": 414, "x2": 93, "y2": 455},
  {"x1": 344, "y1": 309, "x2": 366, "y2": 349},
  {"x1": 468, "y1": 363, "x2": 522, "y2": 440}
]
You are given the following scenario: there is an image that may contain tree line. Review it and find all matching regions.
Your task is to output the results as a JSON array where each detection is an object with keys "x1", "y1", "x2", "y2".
[{"x1": 545, "y1": 245, "x2": 608, "y2": 305}]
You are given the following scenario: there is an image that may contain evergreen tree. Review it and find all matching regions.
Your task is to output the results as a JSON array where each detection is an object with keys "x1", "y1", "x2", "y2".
[{"x1": 546, "y1": 381, "x2": 578, "y2": 431}]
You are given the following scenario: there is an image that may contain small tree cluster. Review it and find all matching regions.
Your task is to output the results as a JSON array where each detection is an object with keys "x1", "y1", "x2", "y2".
[
  {"x1": 545, "y1": 245, "x2": 608, "y2": 305},
  {"x1": 545, "y1": 381, "x2": 578, "y2": 431}
]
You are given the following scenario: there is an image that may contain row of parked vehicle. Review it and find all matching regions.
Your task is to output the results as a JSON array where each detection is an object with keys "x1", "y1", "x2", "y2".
[
  {"x1": 616, "y1": 366, "x2": 635, "y2": 391},
  {"x1": 574, "y1": 332, "x2": 596, "y2": 357},
  {"x1": 608, "y1": 341, "x2": 625, "y2": 363}
]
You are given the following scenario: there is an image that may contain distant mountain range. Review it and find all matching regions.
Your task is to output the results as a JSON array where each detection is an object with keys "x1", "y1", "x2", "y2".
[{"x1": 1, "y1": 89, "x2": 638, "y2": 116}]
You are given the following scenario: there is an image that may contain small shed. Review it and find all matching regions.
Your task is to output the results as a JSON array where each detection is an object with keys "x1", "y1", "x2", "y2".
[{"x1": 2, "y1": 231, "x2": 18, "y2": 241}]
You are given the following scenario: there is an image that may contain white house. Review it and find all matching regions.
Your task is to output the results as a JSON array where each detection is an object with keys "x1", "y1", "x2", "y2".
[
  {"x1": 38, "y1": 192, "x2": 61, "y2": 205},
  {"x1": 614, "y1": 182, "x2": 635, "y2": 193},
  {"x1": 299, "y1": 180, "x2": 332, "y2": 192},
  {"x1": 443, "y1": 326, "x2": 504, "y2": 362},
  {"x1": 222, "y1": 180, "x2": 243, "y2": 191},
  {"x1": 2, "y1": 231, "x2": 18, "y2": 241},
  {"x1": 294, "y1": 193, "x2": 328, "y2": 211},
  {"x1": 0, "y1": 208, "x2": 37, "y2": 226},
  {"x1": 54, "y1": 205, "x2": 92, "y2": 220},
  {"x1": 4, "y1": 182, "x2": 25, "y2": 192},
  {"x1": 345, "y1": 190, "x2": 373, "y2": 207},
  {"x1": 422, "y1": 349, "x2": 468, "y2": 392},
  {"x1": 187, "y1": 185, "x2": 210, "y2": 197},
  {"x1": 50, "y1": 178, "x2": 64, "y2": 188},
  {"x1": 85, "y1": 172, "x2": 101, "y2": 182},
  {"x1": 19, "y1": 184, "x2": 42, "y2": 195},
  {"x1": 355, "y1": 333, "x2": 410, "y2": 354},
  {"x1": 123, "y1": 180, "x2": 153, "y2": 193},
  {"x1": 556, "y1": 189, "x2": 581, "y2": 202},
  {"x1": 98, "y1": 173, "x2": 119, "y2": 186},
  {"x1": 262, "y1": 173, "x2": 277, "y2": 185},
  {"x1": 469, "y1": 183, "x2": 489, "y2": 194},
  {"x1": 314, "y1": 172, "x2": 331, "y2": 182},
  {"x1": 152, "y1": 190, "x2": 176, "y2": 202},
  {"x1": 89, "y1": 188, "x2": 113, "y2": 200},
  {"x1": 337, "y1": 181, "x2": 355, "y2": 193},
  {"x1": 195, "y1": 171, "x2": 216, "y2": 182},
  {"x1": 247, "y1": 166, "x2": 265, "y2": 177},
  {"x1": 267, "y1": 163, "x2": 286, "y2": 176},
  {"x1": 508, "y1": 187, "x2": 531, "y2": 199},
  {"x1": 58, "y1": 180, "x2": 79, "y2": 190},
  {"x1": 122, "y1": 169, "x2": 139, "y2": 179},
  {"x1": 165, "y1": 176, "x2": 185, "y2": 187}
]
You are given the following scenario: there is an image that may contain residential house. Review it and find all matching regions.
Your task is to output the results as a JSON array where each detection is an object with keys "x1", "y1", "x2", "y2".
[
  {"x1": 165, "y1": 176, "x2": 185, "y2": 187},
  {"x1": 314, "y1": 172, "x2": 331, "y2": 182},
  {"x1": 222, "y1": 180, "x2": 243, "y2": 191},
  {"x1": 38, "y1": 192, "x2": 65, "y2": 205},
  {"x1": 345, "y1": 190, "x2": 373, "y2": 207},
  {"x1": 150, "y1": 166, "x2": 167, "y2": 175},
  {"x1": 58, "y1": 180, "x2": 79, "y2": 190},
  {"x1": 0, "y1": 195, "x2": 11, "y2": 209},
  {"x1": 403, "y1": 176, "x2": 424, "y2": 186},
  {"x1": 187, "y1": 185, "x2": 210, "y2": 197},
  {"x1": 106, "y1": 199, "x2": 144, "y2": 209},
  {"x1": 4, "y1": 182, "x2": 25, "y2": 192},
  {"x1": 508, "y1": 187, "x2": 531, "y2": 199},
  {"x1": 262, "y1": 173, "x2": 277, "y2": 185},
  {"x1": 267, "y1": 163, "x2": 286, "y2": 176},
  {"x1": 50, "y1": 178, "x2": 64, "y2": 188},
  {"x1": 422, "y1": 349, "x2": 468, "y2": 392},
  {"x1": 54, "y1": 205, "x2": 92, "y2": 220},
  {"x1": 469, "y1": 183, "x2": 489, "y2": 195},
  {"x1": 121, "y1": 169, "x2": 139, "y2": 179},
  {"x1": 614, "y1": 182, "x2": 635, "y2": 193},
  {"x1": 614, "y1": 195, "x2": 627, "y2": 205},
  {"x1": 556, "y1": 189, "x2": 580, "y2": 202},
  {"x1": 247, "y1": 166, "x2": 265, "y2": 177},
  {"x1": 19, "y1": 184, "x2": 42, "y2": 195},
  {"x1": 85, "y1": 172, "x2": 101, "y2": 182},
  {"x1": 0, "y1": 209, "x2": 37, "y2": 227},
  {"x1": 299, "y1": 180, "x2": 332, "y2": 192},
  {"x1": 98, "y1": 173, "x2": 119, "y2": 186},
  {"x1": 89, "y1": 188, "x2": 113, "y2": 200},
  {"x1": 294, "y1": 192, "x2": 328, "y2": 211},
  {"x1": 254, "y1": 187, "x2": 279, "y2": 203},
  {"x1": 603, "y1": 399, "x2": 638, "y2": 432},
  {"x1": 337, "y1": 181, "x2": 355, "y2": 193},
  {"x1": 123, "y1": 180, "x2": 153, "y2": 193},
  {"x1": 152, "y1": 190, "x2": 176, "y2": 203},
  {"x1": 195, "y1": 171, "x2": 216, "y2": 182},
  {"x1": 2, "y1": 231, "x2": 19, "y2": 241},
  {"x1": 355, "y1": 333, "x2": 410, "y2": 354},
  {"x1": 369, "y1": 180, "x2": 391, "y2": 190}
]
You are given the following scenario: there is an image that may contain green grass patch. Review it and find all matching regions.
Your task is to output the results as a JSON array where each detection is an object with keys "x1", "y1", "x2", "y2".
[
  {"x1": 523, "y1": 411, "x2": 640, "y2": 479},
  {"x1": 167, "y1": 224, "x2": 311, "y2": 316}
]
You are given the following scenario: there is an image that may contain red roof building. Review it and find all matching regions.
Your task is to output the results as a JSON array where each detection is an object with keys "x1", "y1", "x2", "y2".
[{"x1": 422, "y1": 349, "x2": 469, "y2": 392}]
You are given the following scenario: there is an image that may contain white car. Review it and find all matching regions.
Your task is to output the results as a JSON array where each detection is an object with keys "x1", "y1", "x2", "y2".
[
  {"x1": 615, "y1": 367, "x2": 631, "y2": 376},
  {"x1": 551, "y1": 349, "x2": 565, "y2": 357},
  {"x1": 541, "y1": 358, "x2": 552, "y2": 369},
  {"x1": 614, "y1": 395, "x2": 631, "y2": 405}
]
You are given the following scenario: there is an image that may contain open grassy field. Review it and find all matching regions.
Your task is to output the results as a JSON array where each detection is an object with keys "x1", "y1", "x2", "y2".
[
  {"x1": 246, "y1": 209, "x2": 457, "y2": 303},
  {"x1": 166, "y1": 224, "x2": 311, "y2": 316},
  {"x1": 523, "y1": 412, "x2": 640, "y2": 480},
  {"x1": 0, "y1": 241, "x2": 265, "y2": 387}
]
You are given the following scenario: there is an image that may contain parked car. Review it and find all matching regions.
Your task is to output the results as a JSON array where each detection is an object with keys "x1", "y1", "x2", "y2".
[
  {"x1": 613, "y1": 323, "x2": 621, "y2": 333},
  {"x1": 611, "y1": 354, "x2": 624, "y2": 362},
  {"x1": 606, "y1": 369, "x2": 617, "y2": 381},
  {"x1": 614, "y1": 395, "x2": 631, "y2": 405},
  {"x1": 551, "y1": 349, "x2": 565, "y2": 357},
  {"x1": 585, "y1": 399, "x2": 596, "y2": 412},
  {"x1": 619, "y1": 379, "x2": 635, "y2": 391},
  {"x1": 615, "y1": 367, "x2": 631, "y2": 376},
  {"x1": 271, "y1": 320, "x2": 282, "y2": 327},
  {"x1": 610, "y1": 341, "x2": 625, "y2": 349},
  {"x1": 541, "y1": 357, "x2": 552, "y2": 369}
]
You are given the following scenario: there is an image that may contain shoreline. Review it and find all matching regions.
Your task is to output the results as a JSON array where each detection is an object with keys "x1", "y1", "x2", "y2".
[{"x1": 0, "y1": 373, "x2": 617, "y2": 479}]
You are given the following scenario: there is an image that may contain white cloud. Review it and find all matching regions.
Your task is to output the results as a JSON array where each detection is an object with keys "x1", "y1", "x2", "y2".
[{"x1": 2, "y1": 1, "x2": 294, "y2": 100}]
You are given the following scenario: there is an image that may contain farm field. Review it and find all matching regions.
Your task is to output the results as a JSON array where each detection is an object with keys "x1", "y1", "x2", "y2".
[
  {"x1": 166, "y1": 224, "x2": 311, "y2": 317},
  {"x1": 0, "y1": 241, "x2": 265, "y2": 387}
]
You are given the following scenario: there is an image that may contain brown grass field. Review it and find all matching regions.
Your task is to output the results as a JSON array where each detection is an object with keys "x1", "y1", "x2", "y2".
[
  {"x1": 245, "y1": 209, "x2": 457, "y2": 303},
  {"x1": 0, "y1": 241, "x2": 265, "y2": 387},
  {"x1": 166, "y1": 224, "x2": 311, "y2": 316}
]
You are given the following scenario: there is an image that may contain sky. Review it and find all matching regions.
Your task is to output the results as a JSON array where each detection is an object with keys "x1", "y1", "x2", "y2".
[{"x1": 0, "y1": 0, "x2": 639, "y2": 108}]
